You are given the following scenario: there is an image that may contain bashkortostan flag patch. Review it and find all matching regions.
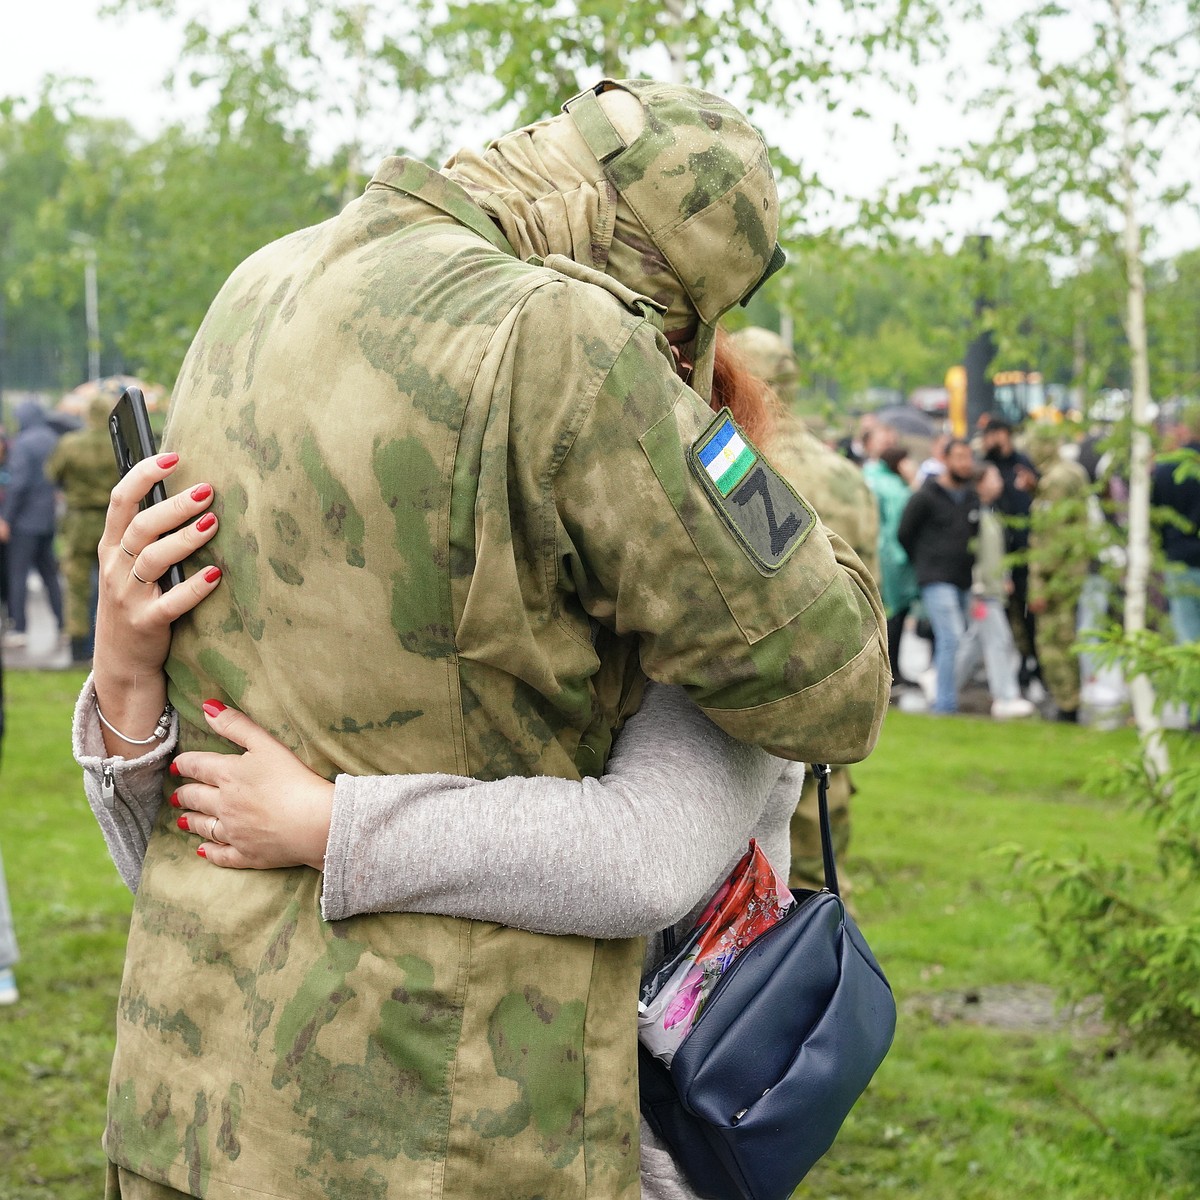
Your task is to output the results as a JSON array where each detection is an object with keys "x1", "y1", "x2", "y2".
[{"x1": 689, "y1": 408, "x2": 816, "y2": 575}]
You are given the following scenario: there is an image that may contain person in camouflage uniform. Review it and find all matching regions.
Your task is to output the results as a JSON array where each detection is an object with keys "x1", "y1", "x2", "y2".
[
  {"x1": 727, "y1": 326, "x2": 882, "y2": 893},
  {"x1": 89, "y1": 80, "x2": 888, "y2": 1200},
  {"x1": 46, "y1": 389, "x2": 120, "y2": 663},
  {"x1": 727, "y1": 329, "x2": 880, "y2": 575},
  {"x1": 1026, "y1": 425, "x2": 1093, "y2": 721}
]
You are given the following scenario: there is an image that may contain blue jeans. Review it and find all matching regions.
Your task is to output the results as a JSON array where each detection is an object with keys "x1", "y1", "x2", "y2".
[
  {"x1": 922, "y1": 582, "x2": 971, "y2": 713},
  {"x1": 6, "y1": 532, "x2": 63, "y2": 633},
  {"x1": 956, "y1": 595, "x2": 1021, "y2": 703},
  {"x1": 1166, "y1": 565, "x2": 1200, "y2": 645}
]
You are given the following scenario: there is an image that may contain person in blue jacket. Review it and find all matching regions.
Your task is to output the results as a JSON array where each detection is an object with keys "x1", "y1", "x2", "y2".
[{"x1": 0, "y1": 400, "x2": 65, "y2": 648}]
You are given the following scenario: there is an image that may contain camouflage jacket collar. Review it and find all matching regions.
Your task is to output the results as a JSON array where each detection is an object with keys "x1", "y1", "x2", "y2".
[{"x1": 368, "y1": 157, "x2": 518, "y2": 259}]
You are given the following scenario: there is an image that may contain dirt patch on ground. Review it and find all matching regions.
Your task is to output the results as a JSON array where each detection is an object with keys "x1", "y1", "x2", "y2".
[{"x1": 904, "y1": 984, "x2": 1108, "y2": 1036}]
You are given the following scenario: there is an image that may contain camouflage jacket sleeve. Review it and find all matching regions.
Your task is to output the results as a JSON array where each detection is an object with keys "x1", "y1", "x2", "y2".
[
  {"x1": 1029, "y1": 464, "x2": 1094, "y2": 603},
  {"x1": 769, "y1": 417, "x2": 882, "y2": 584},
  {"x1": 543, "y1": 315, "x2": 888, "y2": 764},
  {"x1": 45, "y1": 440, "x2": 66, "y2": 487}
]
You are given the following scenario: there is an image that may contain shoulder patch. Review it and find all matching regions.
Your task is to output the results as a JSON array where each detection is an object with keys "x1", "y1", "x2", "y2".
[{"x1": 689, "y1": 409, "x2": 816, "y2": 575}]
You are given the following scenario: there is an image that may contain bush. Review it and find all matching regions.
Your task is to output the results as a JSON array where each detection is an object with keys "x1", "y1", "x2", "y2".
[{"x1": 1013, "y1": 628, "x2": 1200, "y2": 1061}]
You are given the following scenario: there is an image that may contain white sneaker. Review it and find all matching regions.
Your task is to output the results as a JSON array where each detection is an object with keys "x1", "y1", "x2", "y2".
[
  {"x1": 992, "y1": 697, "x2": 1036, "y2": 720},
  {"x1": 0, "y1": 968, "x2": 18, "y2": 1005},
  {"x1": 1, "y1": 631, "x2": 27, "y2": 650},
  {"x1": 918, "y1": 667, "x2": 937, "y2": 702}
]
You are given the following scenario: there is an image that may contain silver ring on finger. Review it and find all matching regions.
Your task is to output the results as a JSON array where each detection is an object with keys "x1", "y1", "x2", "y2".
[
  {"x1": 119, "y1": 538, "x2": 137, "y2": 557},
  {"x1": 131, "y1": 564, "x2": 154, "y2": 585},
  {"x1": 210, "y1": 817, "x2": 224, "y2": 842}
]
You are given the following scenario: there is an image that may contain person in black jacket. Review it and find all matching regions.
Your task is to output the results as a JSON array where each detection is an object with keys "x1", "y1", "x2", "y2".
[
  {"x1": 1152, "y1": 405, "x2": 1200, "y2": 647},
  {"x1": 982, "y1": 420, "x2": 1040, "y2": 687},
  {"x1": 898, "y1": 439, "x2": 981, "y2": 714}
]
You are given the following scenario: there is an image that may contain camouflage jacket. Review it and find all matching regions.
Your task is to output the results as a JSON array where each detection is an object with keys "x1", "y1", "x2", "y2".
[
  {"x1": 46, "y1": 423, "x2": 119, "y2": 512},
  {"x1": 1028, "y1": 458, "x2": 1094, "y2": 606},
  {"x1": 770, "y1": 413, "x2": 881, "y2": 585},
  {"x1": 110, "y1": 158, "x2": 887, "y2": 1198}
]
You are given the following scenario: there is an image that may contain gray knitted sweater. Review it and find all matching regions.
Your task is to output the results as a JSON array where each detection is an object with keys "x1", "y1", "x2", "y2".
[{"x1": 76, "y1": 679, "x2": 800, "y2": 1199}]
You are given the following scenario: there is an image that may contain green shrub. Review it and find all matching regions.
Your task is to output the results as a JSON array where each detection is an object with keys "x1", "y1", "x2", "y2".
[{"x1": 1012, "y1": 628, "x2": 1200, "y2": 1061}]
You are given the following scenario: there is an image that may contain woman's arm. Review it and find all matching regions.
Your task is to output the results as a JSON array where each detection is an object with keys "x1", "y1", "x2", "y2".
[
  {"x1": 91, "y1": 453, "x2": 223, "y2": 756},
  {"x1": 175, "y1": 684, "x2": 790, "y2": 938},
  {"x1": 76, "y1": 452, "x2": 223, "y2": 886},
  {"x1": 321, "y1": 682, "x2": 789, "y2": 936}
]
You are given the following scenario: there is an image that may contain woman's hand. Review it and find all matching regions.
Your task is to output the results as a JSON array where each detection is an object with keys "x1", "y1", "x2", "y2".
[
  {"x1": 171, "y1": 701, "x2": 335, "y2": 872},
  {"x1": 92, "y1": 453, "x2": 224, "y2": 754},
  {"x1": 95, "y1": 453, "x2": 222, "y2": 681}
]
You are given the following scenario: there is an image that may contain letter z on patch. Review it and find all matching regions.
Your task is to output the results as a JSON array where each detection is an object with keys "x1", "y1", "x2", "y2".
[{"x1": 689, "y1": 409, "x2": 816, "y2": 575}]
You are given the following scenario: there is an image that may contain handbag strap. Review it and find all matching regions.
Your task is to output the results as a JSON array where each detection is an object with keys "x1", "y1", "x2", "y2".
[
  {"x1": 660, "y1": 763, "x2": 837, "y2": 956},
  {"x1": 813, "y1": 762, "x2": 840, "y2": 897}
]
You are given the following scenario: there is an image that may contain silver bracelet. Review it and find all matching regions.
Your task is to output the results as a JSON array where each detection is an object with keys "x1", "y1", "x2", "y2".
[{"x1": 96, "y1": 699, "x2": 174, "y2": 745}]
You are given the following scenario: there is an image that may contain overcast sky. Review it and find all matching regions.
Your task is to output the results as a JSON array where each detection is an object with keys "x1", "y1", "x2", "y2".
[{"x1": 4, "y1": 1, "x2": 194, "y2": 124}]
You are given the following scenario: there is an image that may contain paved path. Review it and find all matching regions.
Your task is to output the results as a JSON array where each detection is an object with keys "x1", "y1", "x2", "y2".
[{"x1": 3, "y1": 571, "x2": 73, "y2": 671}]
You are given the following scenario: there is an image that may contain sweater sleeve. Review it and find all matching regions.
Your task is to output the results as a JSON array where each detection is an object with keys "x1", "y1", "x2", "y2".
[
  {"x1": 74, "y1": 674, "x2": 177, "y2": 893},
  {"x1": 322, "y1": 682, "x2": 790, "y2": 937}
]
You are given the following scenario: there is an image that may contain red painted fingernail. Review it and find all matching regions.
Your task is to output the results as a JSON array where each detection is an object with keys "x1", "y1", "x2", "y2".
[
  {"x1": 169, "y1": 791, "x2": 181, "y2": 807},
  {"x1": 177, "y1": 816, "x2": 189, "y2": 831},
  {"x1": 168, "y1": 761, "x2": 180, "y2": 778},
  {"x1": 197, "y1": 847, "x2": 207, "y2": 858},
  {"x1": 203, "y1": 566, "x2": 222, "y2": 583},
  {"x1": 157, "y1": 453, "x2": 179, "y2": 468},
  {"x1": 191, "y1": 483, "x2": 213, "y2": 502},
  {"x1": 196, "y1": 513, "x2": 217, "y2": 533},
  {"x1": 202, "y1": 700, "x2": 226, "y2": 718}
]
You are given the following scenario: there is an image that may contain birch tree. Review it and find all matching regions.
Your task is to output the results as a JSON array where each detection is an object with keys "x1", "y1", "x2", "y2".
[{"x1": 974, "y1": 0, "x2": 1200, "y2": 774}]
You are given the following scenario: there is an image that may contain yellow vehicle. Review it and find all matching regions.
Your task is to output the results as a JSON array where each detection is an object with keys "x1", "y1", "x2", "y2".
[
  {"x1": 946, "y1": 366, "x2": 1065, "y2": 437},
  {"x1": 993, "y1": 370, "x2": 1064, "y2": 425}
]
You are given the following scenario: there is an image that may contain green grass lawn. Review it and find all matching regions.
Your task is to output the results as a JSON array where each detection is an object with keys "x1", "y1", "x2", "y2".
[
  {"x1": 1, "y1": 667, "x2": 132, "y2": 1199},
  {"x1": 0, "y1": 673, "x2": 1196, "y2": 1199}
]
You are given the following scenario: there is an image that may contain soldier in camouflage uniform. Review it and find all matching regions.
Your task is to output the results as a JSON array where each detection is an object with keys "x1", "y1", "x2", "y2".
[
  {"x1": 1026, "y1": 426, "x2": 1093, "y2": 721},
  {"x1": 95, "y1": 80, "x2": 888, "y2": 1199},
  {"x1": 47, "y1": 389, "x2": 120, "y2": 663},
  {"x1": 727, "y1": 327, "x2": 882, "y2": 894}
]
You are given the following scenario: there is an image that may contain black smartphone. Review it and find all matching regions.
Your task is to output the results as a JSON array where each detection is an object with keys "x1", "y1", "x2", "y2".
[{"x1": 108, "y1": 386, "x2": 186, "y2": 590}]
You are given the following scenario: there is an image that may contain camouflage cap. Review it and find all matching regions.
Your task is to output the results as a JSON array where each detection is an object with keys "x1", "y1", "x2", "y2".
[
  {"x1": 87, "y1": 390, "x2": 115, "y2": 427},
  {"x1": 564, "y1": 80, "x2": 784, "y2": 399},
  {"x1": 1021, "y1": 422, "x2": 1066, "y2": 473},
  {"x1": 728, "y1": 327, "x2": 799, "y2": 397}
]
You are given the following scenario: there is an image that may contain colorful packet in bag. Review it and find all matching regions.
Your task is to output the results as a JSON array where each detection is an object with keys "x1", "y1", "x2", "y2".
[{"x1": 638, "y1": 840, "x2": 794, "y2": 1065}]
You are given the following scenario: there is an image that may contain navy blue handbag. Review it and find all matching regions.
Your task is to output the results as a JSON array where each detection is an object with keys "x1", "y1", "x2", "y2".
[{"x1": 639, "y1": 764, "x2": 897, "y2": 1200}]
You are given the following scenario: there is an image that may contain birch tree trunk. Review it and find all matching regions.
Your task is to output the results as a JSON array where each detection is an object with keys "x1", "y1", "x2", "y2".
[
  {"x1": 662, "y1": 0, "x2": 689, "y2": 84},
  {"x1": 1111, "y1": 0, "x2": 1170, "y2": 779},
  {"x1": 341, "y1": 3, "x2": 370, "y2": 208}
]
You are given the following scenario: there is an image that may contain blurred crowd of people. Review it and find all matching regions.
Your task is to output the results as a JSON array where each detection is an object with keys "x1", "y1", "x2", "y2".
[{"x1": 732, "y1": 328, "x2": 1200, "y2": 725}]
